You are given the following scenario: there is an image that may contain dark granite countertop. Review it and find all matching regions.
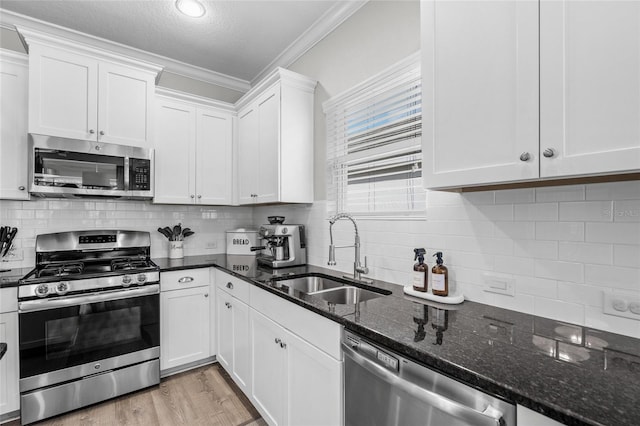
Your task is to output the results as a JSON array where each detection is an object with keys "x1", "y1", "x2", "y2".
[
  {"x1": 0, "y1": 343, "x2": 6, "y2": 360},
  {"x1": 154, "y1": 254, "x2": 640, "y2": 426},
  {"x1": 0, "y1": 267, "x2": 32, "y2": 289}
]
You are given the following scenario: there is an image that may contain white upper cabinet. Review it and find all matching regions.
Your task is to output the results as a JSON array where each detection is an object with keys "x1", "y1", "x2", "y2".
[
  {"x1": 21, "y1": 28, "x2": 160, "y2": 148},
  {"x1": 0, "y1": 50, "x2": 29, "y2": 200},
  {"x1": 235, "y1": 68, "x2": 316, "y2": 205},
  {"x1": 422, "y1": 0, "x2": 640, "y2": 189},
  {"x1": 422, "y1": 0, "x2": 539, "y2": 188},
  {"x1": 154, "y1": 90, "x2": 233, "y2": 205},
  {"x1": 540, "y1": 0, "x2": 640, "y2": 178}
]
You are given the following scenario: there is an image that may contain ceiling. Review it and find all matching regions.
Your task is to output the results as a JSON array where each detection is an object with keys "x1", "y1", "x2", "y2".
[{"x1": 0, "y1": 1, "x2": 359, "y2": 88}]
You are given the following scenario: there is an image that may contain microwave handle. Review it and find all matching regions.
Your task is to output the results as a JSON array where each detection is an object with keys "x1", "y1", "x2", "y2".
[{"x1": 124, "y1": 157, "x2": 130, "y2": 191}]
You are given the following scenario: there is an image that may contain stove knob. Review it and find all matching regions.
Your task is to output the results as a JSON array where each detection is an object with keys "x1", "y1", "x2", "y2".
[
  {"x1": 122, "y1": 275, "x2": 133, "y2": 287},
  {"x1": 56, "y1": 282, "x2": 69, "y2": 295},
  {"x1": 35, "y1": 284, "x2": 49, "y2": 297},
  {"x1": 137, "y1": 274, "x2": 147, "y2": 284}
]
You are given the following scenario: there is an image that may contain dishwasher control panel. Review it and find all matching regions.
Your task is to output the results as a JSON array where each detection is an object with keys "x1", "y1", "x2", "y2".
[{"x1": 377, "y1": 350, "x2": 399, "y2": 371}]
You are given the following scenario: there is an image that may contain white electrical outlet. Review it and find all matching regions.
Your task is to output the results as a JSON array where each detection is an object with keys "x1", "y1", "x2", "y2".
[
  {"x1": 603, "y1": 291, "x2": 640, "y2": 320},
  {"x1": 482, "y1": 273, "x2": 515, "y2": 297},
  {"x1": 205, "y1": 241, "x2": 218, "y2": 249}
]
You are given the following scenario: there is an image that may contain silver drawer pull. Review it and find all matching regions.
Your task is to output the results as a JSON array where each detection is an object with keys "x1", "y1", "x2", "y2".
[
  {"x1": 226, "y1": 282, "x2": 233, "y2": 289},
  {"x1": 178, "y1": 276, "x2": 194, "y2": 283}
]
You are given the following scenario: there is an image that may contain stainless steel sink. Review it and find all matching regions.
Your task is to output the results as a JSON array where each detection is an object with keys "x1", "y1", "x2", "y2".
[
  {"x1": 308, "y1": 286, "x2": 385, "y2": 304},
  {"x1": 272, "y1": 275, "x2": 345, "y2": 295}
]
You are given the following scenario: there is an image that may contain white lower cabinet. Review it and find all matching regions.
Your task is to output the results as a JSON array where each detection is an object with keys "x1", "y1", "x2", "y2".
[
  {"x1": 216, "y1": 286, "x2": 251, "y2": 393},
  {"x1": 0, "y1": 288, "x2": 19, "y2": 418},
  {"x1": 250, "y1": 309, "x2": 342, "y2": 426},
  {"x1": 160, "y1": 268, "x2": 212, "y2": 372}
]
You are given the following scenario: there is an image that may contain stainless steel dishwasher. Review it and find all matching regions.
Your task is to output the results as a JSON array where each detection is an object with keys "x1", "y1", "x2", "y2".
[{"x1": 342, "y1": 330, "x2": 516, "y2": 426}]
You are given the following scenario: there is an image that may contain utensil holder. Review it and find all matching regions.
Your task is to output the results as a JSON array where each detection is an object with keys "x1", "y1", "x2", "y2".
[{"x1": 169, "y1": 241, "x2": 184, "y2": 259}]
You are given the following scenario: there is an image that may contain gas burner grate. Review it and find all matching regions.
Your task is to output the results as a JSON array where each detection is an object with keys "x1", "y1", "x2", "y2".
[
  {"x1": 37, "y1": 262, "x2": 85, "y2": 278},
  {"x1": 111, "y1": 258, "x2": 151, "y2": 271}
]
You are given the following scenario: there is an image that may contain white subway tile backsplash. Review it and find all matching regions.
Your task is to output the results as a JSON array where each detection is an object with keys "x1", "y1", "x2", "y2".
[
  {"x1": 614, "y1": 245, "x2": 640, "y2": 267},
  {"x1": 585, "y1": 264, "x2": 640, "y2": 291},
  {"x1": 477, "y1": 204, "x2": 514, "y2": 221},
  {"x1": 584, "y1": 306, "x2": 640, "y2": 339},
  {"x1": 494, "y1": 221, "x2": 535, "y2": 240},
  {"x1": 586, "y1": 181, "x2": 640, "y2": 201},
  {"x1": 559, "y1": 201, "x2": 613, "y2": 222},
  {"x1": 493, "y1": 255, "x2": 535, "y2": 276},
  {"x1": 536, "y1": 222, "x2": 585, "y2": 241},
  {"x1": 559, "y1": 242, "x2": 613, "y2": 265},
  {"x1": 513, "y1": 240, "x2": 559, "y2": 260},
  {"x1": 535, "y1": 185, "x2": 585, "y2": 203},
  {"x1": 557, "y1": 282, "x2": 603, "y2": 307},
  {"x1": 613, "y1": 200, "x2": 640, "y2": 222},
  {"x1": 516, "y1": 276, "x2": 558, "y2": 298},
  {"x1": 586, "y1": 222, "x2": 640, "y2": 244},
  {"x1": 535, "y1": 259, "x2": 584, "y2": 283},
  {"x1": 515, "y1": 203, "x2": 558, "y2": 221},
  {"x1": 461, "y1": 191, "x2": 495, "y2": 205},
  {"x1": 534, "y1": 298, "x2": 585, "y2": 325},
  {"x1": 495, "y1": 189, "x2": 535, "y2": 204}
]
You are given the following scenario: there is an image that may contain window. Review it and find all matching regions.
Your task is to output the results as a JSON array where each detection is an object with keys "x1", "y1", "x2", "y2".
[{"x1": 324, "y1": 53, "x2": 424, "y2": 217}]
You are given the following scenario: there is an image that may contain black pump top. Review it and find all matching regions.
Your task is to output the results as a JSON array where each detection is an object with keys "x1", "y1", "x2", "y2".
[
  {"x1": 414, "y1": 248, "x2": 426, "y2": 263},
  {"x1": 433, "y1": 251, "x2": 444, "y2": 265}
]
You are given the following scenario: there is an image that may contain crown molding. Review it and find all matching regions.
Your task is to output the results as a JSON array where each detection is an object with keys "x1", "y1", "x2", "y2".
[
  {"x1": 0, "y1": 8, "x2": 251, "y2": 93},
  {"x1": 236, "y1": 67, "x2": 317, "y2": 111},
  {"x1": 155, "y1": 87, "x2": 236, "y2": 113},
  {"x1": 251, "y1": 0, "x2": 369, "y2": 86},
  {"x1": 0, "y1": 48, "x2": 28, "y2": 66}
]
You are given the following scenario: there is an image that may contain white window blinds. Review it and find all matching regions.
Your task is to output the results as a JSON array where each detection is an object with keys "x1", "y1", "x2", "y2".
[{"x1": 324, "y1": 53, "x2": 424, "y2": 216}]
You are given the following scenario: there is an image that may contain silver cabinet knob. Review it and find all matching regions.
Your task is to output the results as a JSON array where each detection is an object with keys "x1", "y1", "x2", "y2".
[
  {"x1": 275, "y1": 338, "x2": 281, "y2": 344},
  {"x1": 89, "y1": 129, "x2": 95, "y2": 134},
  {"x1": 225, "y1": 302, "x2": 231, "y2": 309},
  {"x1": 543, "y1": 148, "x2": 555, "y2": 158},
  {"x1": 99, "y1": 130, "x2": 105, "y2": 136},
  {"x1": 95, "y1": 145, "x2": 101, "y2": 151},
  {"x1": 204, "y1": 293, "x2": 209, "y2": 298},
  {"x1": 197, "y1": 195, "x2": 202, "y2": 199},
  {"x1": 190, "y1": 195, "x2": 195, "y2": 198},
  {"x1": 18, "y1": 186, "x2": 25, "y2": 191},
  {"x1": 226, "y1": 282, "x2": 233, "y2": 289},
  {"x1": 519, "y1": 152, "x2": 531, "y2": 162}
]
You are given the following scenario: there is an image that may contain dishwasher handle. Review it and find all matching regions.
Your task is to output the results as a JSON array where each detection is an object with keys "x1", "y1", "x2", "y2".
[{"x1": 342, "y1": 343, "x2": 505, "y2": 426}]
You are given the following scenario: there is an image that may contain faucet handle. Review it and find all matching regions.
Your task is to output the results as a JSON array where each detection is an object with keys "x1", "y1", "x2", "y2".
[{"x1": 363, "y1": 256, "x2": 369, "y2": 274}]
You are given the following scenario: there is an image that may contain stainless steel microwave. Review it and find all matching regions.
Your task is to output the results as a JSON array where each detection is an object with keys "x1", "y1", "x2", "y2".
[{"x1": 29, "y1": 134, "x2": 154, "y2": 199}]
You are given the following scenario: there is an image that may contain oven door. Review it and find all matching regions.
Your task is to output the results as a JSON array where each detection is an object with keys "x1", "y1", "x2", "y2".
[{"x1": 18, "y1": 285, "x2": 160, "y2": 391}]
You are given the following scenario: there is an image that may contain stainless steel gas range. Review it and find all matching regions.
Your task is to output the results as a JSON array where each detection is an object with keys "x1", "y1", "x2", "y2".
[{"x1": 17, "y1": 230, "x2": 160, "y2": 424}]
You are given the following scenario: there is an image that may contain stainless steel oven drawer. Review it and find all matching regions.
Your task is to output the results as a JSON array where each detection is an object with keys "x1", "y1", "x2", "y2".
[{"x1": 21, "y1": 358, "x2": 160, "y2": 425}]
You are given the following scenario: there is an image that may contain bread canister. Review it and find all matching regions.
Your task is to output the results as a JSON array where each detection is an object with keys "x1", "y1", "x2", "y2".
[{"x1": 226, "y1": 228, "x2": 259, "y2": 255}]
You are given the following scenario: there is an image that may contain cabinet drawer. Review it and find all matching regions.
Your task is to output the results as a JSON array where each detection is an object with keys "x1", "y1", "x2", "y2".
[
  {"x1": 215, "y1": 269, "x2": 250, "y2": 303},
  {"x1": 0, "y1": 287, "x2": 17, "y2": 313},
  {"x1": 250, "y1": 285, "x2": 342, "y2": 360},
  {"x1": 161, "y1": 268, "x2": 210, "y2": 292}
]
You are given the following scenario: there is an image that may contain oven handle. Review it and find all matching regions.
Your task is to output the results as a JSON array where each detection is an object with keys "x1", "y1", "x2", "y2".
[
  {"x1": 18, "y1": 284, "x2": 160, "y2": 313},
  {"x1": 342, "y1": 343, "x2": 504, "y2": 426}
]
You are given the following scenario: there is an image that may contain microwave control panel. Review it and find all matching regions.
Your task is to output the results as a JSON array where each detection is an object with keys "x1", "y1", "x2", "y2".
[{"x1": 129, "y1": 158, "x2": 151, "y2": 190}]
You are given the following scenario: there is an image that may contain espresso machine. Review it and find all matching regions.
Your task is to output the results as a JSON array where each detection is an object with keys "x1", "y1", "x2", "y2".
[{"x1": 251, "y1": 217, "x2": 307, "y2": 268}]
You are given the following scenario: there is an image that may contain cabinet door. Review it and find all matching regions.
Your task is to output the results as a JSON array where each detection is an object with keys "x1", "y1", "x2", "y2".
[
  {"x1": 237, "y1": 105, "x2": 259, "y2": 204},
  {"x1": 286, "y1": 331, "x2": 342, "y2": 426},
  {"x1": 216, "y1": 289, "x2": 233, "y2": 371},
  {"x1": 250, "y1": 310, "x2": 286, "y2": 426},
  {"x1": 196, "y1": 107, "x2": 233, "y2": 205},
  {"x1": 160, "y1": 286, "x2": 210, "y2": 371},
  {"x1": 232, "y1": 297, "x2": 251, "y2": 393},
  {"x1": 422, "y1": 0, "x2": 539, "y2": 188},
  {"x1": 0, "y1": 312, "x2": 20, "y2": 416},
  {"x1": 28, "y1": 45, "x2": 98, "y2": 141},
  {"x1": 0, "y1": 55, "x2": 29, "y2": 200},
  {"x1": 209, "y1": 281, "x2": 217, "y2": 357},
  {"x1": 154, "y1": 99, "x2": 196, "y2": 204},
  {"x1": 540, "y1": 1, "x2": 640, "y2": 177},
  {"x1": 98, "y1": 62, "x2": 154, "y2": 147},
  {"x1": 256, "y1": 85, "x2": 280, "y2": 203}
]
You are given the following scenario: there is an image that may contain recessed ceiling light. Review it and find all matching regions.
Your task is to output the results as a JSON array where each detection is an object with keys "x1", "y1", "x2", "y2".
[{"x1": 175, "y1": 0, "x2": 206, "y2": 18}]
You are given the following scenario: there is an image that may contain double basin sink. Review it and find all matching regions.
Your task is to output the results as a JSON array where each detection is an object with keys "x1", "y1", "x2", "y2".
[{"x1": 270, "y1": 274, "x2": 391, "y2": 305}]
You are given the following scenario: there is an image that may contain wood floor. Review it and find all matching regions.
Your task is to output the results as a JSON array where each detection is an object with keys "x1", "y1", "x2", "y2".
[{"x1": 9, "y1": 363, "x2": 266, "y2": 426}]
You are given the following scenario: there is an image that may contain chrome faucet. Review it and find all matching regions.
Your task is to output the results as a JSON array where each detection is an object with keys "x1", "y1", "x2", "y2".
[{"x1": 328, "y1": 213, "x2": 372, "y2": 283}]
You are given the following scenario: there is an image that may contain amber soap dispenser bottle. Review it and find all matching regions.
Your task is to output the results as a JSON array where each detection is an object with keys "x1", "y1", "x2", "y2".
[
  {"x1": 431, "y1": 251, "x2": 449, "y2": 297},
  {"x1": 412, "y1": 248, "x2": 428, "y2": 292}
]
